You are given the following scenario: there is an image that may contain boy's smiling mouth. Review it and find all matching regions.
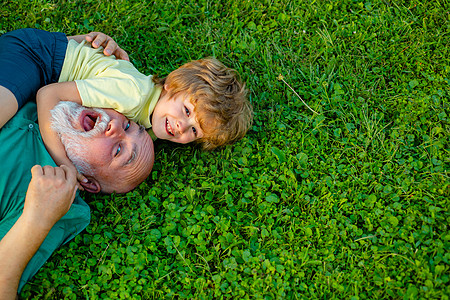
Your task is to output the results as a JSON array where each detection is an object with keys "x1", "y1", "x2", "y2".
[{"x1": 166, "y1": 118, "x2": 174, "y2": 136}]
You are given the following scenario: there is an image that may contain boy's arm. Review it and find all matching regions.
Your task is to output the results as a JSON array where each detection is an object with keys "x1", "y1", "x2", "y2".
[
  {"x1": 67, "y1": 32, "x2": 129, "y2": 61},
  {"x1": 36, "y1": 82, "x2": 86, "y2": 183}
]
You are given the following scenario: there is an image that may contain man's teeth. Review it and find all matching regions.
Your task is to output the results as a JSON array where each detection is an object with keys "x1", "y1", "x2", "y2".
[{"x1": 166, "y1": 119, "x2": 174, "y2": 135}]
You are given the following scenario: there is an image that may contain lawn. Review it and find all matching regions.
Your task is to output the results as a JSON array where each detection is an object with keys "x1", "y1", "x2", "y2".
[{"x1": 1, "y1": 0, "x2": 449, "y2": 299}]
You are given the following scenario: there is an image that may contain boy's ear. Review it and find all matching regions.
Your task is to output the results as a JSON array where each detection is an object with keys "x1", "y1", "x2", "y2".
[
  {"x1": 80, "y1": 177, "x2": 101, "y2": 193},
  {"x1": 164, "y1": 83, "x2": 170, "y2": 92}
]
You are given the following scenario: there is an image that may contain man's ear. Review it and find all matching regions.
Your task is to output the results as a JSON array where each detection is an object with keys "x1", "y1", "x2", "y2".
[{"x1": 80, "y1": 177, "x2": 101, "y2": 193}]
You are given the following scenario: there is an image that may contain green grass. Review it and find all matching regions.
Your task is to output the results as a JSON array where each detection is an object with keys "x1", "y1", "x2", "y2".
[{"x1": 2, "y1": 0, "x2": 449, "y2": 299}]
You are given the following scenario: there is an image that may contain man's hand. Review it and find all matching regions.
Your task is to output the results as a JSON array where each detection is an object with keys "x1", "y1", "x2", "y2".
[
  {"x1": 85, "y1": 32, "x2": 130, "y2": 61},
  {"x1": 0, "y1": 165, "x2": 78, "y2": 297},
  {"x1": 23, "y1": 165, "x2": 78, "y2": 231}
]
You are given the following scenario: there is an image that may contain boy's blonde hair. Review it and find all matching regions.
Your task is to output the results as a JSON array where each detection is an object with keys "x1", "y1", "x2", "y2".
[{"x1": 153, "y1": 58, "x2": 252, "y2": 150}]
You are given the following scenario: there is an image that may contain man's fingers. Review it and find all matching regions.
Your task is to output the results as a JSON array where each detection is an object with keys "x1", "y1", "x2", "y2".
[
  {"x1": 42, "y1": 165, "x2": 56, "y2": 176},
  {"x1": 54, "y1": 165, "x2": 66, "y2": 179},
  {"x1": 59, "y1": 165, "x2": 77, "y2": 184},
  {"x1": 70, "y1": 187, "x2": 78, "y2": 205},
  {"x1": 76, "y1": 171, "x2": 88, "y2": 183},
  {"x1": 113, "y1": 48, "x2": 130, "y2": 61},
  {"x1": 32, "y1": 165, "x2": 78, "y2": 184},
  {"x1": 86, "y1": 32, "x2": 106, "y2": 48},
  {"x1": 59, "y1": 165, "x2": 79, "y2": 195},
  {"x1": 85, "y1": 33, "x2": 94, "y2": 42},
  {"x1": 84, "y1": 32, "x2": 130, "y2": 61},
  {"x1": 30, "y1": 165, "x2": 43, "y2": 177},
  {"x1": 91, "y1": 33, "x2": 110, "y2": 49},
  {"x1": 77, "y1": 183, "x2": 85, "y2": 191},
  {"x1": 103, "y1": 39, "x2": 117, "y2": 55},
  {"x1": 76, "y1": 171, "x2": 87, "y2": 191}
]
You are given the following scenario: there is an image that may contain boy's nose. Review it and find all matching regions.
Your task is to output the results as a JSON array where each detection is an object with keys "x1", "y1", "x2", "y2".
[{"x1": 176, "y1": 120, "x2": 189, "y2": 134}]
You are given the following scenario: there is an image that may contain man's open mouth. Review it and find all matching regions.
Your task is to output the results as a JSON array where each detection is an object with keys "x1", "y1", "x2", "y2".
[
  {"x1": 166, "y1": 118, "x2": 174, "y2": 136},
  {"x1": 80, "y1": 110, "x2": 100, "y2": 132}
]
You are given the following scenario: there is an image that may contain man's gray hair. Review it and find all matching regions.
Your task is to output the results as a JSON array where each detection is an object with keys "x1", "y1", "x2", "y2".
[{"x1": 50, "y1": 101, "x2": 110, "y2": 176}]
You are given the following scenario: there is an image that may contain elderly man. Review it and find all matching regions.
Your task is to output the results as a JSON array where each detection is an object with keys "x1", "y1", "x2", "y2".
[{"x1": 0, "y1": 100, "x2": 154, "y2": 297}]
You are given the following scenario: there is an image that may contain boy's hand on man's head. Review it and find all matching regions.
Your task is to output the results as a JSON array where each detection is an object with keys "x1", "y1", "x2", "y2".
[{"x1": 85, "y1": 32, "x2": 130, "y2": 61}]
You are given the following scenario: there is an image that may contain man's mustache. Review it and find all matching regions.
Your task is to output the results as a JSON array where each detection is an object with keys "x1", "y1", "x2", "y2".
[{"x1": 50, "y1": 101, "x2": 110, "y2": 176}]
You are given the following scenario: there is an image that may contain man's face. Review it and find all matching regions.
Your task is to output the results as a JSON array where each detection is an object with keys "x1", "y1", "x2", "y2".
[
  {"x1": 151, "y1": 90, "x2": 204, "y2": 144},
  {"x1": 51, "y1": 102, "x2": 154, "y2": 193}
]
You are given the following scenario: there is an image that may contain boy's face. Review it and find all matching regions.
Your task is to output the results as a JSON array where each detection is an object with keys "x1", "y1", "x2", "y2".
[{"x1": 151, "y1": 89, "x2": 204, "y2": 144}]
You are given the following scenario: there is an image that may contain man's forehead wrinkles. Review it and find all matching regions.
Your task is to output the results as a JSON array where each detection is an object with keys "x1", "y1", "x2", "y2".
[{"x1": 124, "y1": 141, "x2": 150, "y2": 184}]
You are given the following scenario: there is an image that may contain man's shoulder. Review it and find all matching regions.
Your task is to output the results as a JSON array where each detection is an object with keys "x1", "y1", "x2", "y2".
[{"x1": 1, "y1": 102, "x2": 38, "y2": 130}]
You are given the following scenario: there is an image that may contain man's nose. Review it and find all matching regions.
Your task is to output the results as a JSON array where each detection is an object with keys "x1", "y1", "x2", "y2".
[{"x1": 105, "y1": 119, "x2": 124, "y2": 137}]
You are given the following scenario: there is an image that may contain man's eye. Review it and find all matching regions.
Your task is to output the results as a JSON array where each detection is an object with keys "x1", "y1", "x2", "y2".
[
  {"x1": 125, "y1": 121, "x2": 130, "y2": 131},
  {"x1": 185, "y1": 106, "x2": 190, "y2": 116},
  {"x1": 115, "y1": 145, "x2": 121, "y2": 156}
]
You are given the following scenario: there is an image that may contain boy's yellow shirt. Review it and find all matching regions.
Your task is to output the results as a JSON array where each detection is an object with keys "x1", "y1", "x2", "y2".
[{"x1": 59, "y1": 40, "x2": 161, "y2": 129}]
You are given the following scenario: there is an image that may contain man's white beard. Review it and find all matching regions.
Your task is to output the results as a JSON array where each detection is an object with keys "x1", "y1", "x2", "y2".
[{"x1": 50, "y1": 101, "x2": 110, "y2": 176}]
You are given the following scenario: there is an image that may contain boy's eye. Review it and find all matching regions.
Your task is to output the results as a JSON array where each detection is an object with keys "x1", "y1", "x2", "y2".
[
  {"x1": 115, "y1": 145, "x2": 121, "y2": 156},
  {"x1": 125, "y1": 121, "x2": 130, "y2": 131},
  {"x1": 192, "y1": 127, "x2": 197, "y2": 135},
  {"x1": 184, "y1": 106, "x2": 190, "y2": 116}
]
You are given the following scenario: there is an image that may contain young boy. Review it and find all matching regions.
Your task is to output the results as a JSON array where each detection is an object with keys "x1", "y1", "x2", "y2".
[
  {"x1": 0, "y1": 28, "x2": 128, "y2": 129},
  {"x1": 0, "y1": 28, "x2": 252, "y2": 181}
]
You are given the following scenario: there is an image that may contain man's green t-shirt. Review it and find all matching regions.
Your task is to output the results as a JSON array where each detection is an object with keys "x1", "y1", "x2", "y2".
[{"x1": 0, "y1": 102, "x2": 90, "y2": 291}]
